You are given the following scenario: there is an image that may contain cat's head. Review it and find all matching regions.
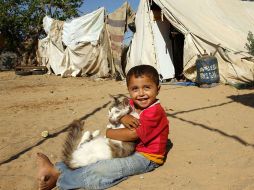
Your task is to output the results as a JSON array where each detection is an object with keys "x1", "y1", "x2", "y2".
[{"x1": 108, "y1": 95, "x2": 132, "y2": 124}]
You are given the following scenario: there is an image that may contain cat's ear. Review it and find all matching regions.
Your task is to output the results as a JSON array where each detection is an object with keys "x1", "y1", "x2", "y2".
[
  {"x1": 109, "y1": 94, "x2": 119, "y2": 104},
  {"x1": 80, "y1": 120, "x2": 85, "y2": 126},
  {"x1": 122, "y1": 97, "x2": 129, "y2": 106}
]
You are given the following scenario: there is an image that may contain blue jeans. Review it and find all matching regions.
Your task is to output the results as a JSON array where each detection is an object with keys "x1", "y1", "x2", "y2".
[{"x1": 55, "y1": 152, "x2": 159, "y2": 190}]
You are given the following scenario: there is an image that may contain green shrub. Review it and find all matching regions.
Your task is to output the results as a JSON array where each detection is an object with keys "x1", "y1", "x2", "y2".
[{"x1": 245, "y1": 31, "x2": 254, "y2": 56}]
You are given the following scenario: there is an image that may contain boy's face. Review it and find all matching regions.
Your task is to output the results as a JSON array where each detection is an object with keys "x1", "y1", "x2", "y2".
[{"x1": 127, "y1": 74, "x2": 160, "y2": 111}]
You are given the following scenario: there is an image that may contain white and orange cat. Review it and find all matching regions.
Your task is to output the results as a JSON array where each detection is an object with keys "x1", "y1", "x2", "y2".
[{"x1": 62, "y1": 96, "x2": 138, "y2": 169}]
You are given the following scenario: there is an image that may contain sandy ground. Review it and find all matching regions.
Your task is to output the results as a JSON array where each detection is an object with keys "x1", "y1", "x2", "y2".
[{"x1": 0, "y1": 71, "x2": 254, "y2": 190}]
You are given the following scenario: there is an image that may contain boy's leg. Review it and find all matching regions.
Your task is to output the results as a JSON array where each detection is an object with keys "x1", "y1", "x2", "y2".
[{"x1": 56, "y1": 152, "x2": 158, "y2": 190}]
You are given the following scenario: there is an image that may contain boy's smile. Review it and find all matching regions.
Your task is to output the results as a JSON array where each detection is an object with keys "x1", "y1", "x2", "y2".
[{"x1": 127, "y1": 75, "x2": 160, "y2": 112}]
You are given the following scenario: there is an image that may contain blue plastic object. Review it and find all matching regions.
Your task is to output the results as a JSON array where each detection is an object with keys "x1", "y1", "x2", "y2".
[{"x1": 196, "y1": 55, "x2": 220, "y2": 85}]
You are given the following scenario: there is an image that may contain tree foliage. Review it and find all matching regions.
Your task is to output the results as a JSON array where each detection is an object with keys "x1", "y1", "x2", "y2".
[
  {"x1": 0, "y1": 0, "x2": 83, "y2": 57},
  {"x1": 245, "y1": 31, "x2": 254, "y2": 56}
]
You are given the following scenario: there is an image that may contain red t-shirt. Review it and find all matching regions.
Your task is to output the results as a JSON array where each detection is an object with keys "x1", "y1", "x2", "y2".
[{"x1": 129, "y1": 99, "x2": 169, "y2": 163}]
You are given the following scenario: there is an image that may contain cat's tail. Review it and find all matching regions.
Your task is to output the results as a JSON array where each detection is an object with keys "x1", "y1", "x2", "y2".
[{"x1": 62, "y1": 119, "x2": 84, "y2": 168}]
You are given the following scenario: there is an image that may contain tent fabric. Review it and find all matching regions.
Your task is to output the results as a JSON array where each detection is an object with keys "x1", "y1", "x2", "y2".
[
  {"x1": 127, "y1": 0, "x2": 254, "y2": 85},
  {"x1": 126, "y1": 0, "x2": 158, "y2": 75},
  {"x1": 106, "y1": 2, "x2": 135, "y2": 79},
  {"x1": 126, "y1": 0, "x2": 176, "y2": 80},
  {"x1": 37, "y1": 4, "x2": 136, "y2": 79},
  {"x1": 61, "y1": 27, "x2": 110, "y2": 78},
  {"x1": 37, "y1": 17, "x2": 65, "y2": 75},
  {"x1": 49, "y1": 19, "x2": 64, "y2": 51},
  {"x1": 37, "y1": 8, "x2": 111, "y2": 78},
  {"x1": 42, "y1": 16, "x2": 53, "y2": 34},
  {"x1": 62, "y1": 7, "x2": 104, "y2": 46},
  {"x1": 154, "y1": 0, "x2": 254, "y2": 52},
  {"x1": 47, "y1": 19, "x2": 65, "y2": 75},
  {"x1": 37, "y1": 37, "x2": 50, "y2": 70},
  {"x1": 151, "y1": 18, "x2": 175, "y2": 79}
]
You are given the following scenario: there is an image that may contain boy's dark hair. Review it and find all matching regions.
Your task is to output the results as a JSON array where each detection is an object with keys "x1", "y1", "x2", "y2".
[{"x1": 126, "y1": 65, "x2": 159, "y2": 86}]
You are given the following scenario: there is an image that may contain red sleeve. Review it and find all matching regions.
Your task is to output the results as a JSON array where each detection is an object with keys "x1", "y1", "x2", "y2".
[{"x1": 136, "y1": 105, "x2": 167, "y2": 144}]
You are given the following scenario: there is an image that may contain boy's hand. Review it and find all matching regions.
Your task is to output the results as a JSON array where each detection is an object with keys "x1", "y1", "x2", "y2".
[{"x1": 120, "y1": 115, "x2": 140, "y2": 130}]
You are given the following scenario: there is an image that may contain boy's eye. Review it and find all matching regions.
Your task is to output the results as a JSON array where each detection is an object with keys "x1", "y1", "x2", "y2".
[
  {"x1": 131, "y1": 87, "x2": 138, "y2": 91},
  {"x1": 144, "y1": 86, "x2": 151, "y2": 90}
]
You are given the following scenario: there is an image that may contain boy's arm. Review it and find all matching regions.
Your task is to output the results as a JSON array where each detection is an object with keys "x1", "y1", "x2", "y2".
[{"x1": 106, "y1": 128, "x2": 139, "y2": 142}]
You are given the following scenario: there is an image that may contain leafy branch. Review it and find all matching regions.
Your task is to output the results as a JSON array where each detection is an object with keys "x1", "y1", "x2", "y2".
[{"x1": 245, "y1": 31, "x2": 254, "y2": 56}]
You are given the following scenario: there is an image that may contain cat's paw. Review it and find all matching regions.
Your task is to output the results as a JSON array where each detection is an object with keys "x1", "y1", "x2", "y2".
[
  {"x1": 106, "y1": 124, "x2": 114, "y2": 129},
  {"x1": 83, "y1": 131, "x2": 91, "y2": 140},
  {"x1": 92, "y1": 130, "x2": 100, "y2": 137},
  {"x1": 81, "y1": 131, "x2": 92, "y2": 142},
  {"x1": 78, "y1": 131, "x2": 92, "y2": 148}
]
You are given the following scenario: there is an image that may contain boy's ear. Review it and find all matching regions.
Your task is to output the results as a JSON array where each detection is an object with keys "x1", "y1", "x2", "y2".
[{"x1": 157, "y1": 85, "x2": 161, "y2": 94}]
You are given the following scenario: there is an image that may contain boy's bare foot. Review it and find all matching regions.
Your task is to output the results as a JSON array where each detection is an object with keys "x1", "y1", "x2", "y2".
[{"x1": 36, "y1": 153, "x2": 60, "y2": 190}]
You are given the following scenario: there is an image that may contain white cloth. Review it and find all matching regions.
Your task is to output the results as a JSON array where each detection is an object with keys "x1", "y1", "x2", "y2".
[{"x1": 62, "y1": 7, "x2": 105, "y2": 46}]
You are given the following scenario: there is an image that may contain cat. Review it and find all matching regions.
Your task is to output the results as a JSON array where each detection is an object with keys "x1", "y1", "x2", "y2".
[{"x1": 62, "y1": 95, "x2": 138, "y2": 169}]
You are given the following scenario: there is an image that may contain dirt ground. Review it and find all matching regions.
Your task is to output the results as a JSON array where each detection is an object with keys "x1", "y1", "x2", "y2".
[{"x1": 0, "y1": 71, "x2": 254, "y2": 190}]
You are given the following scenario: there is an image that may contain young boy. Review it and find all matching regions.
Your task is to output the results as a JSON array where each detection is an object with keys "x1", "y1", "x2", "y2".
[{"x1": 36, "y1": 65, "x2": 169, "y2": 190}]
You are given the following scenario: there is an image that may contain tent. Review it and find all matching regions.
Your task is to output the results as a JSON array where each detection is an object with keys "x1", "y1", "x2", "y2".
[
  {"x1": 106, "y1": 2, "x2": 135, "y2": 80},
  {"x1": 37, "y1": 2, "x2": 134, "y2": 79},
  {"x1": 126, "y1": 0, "x2": 254, "y2": 85}
]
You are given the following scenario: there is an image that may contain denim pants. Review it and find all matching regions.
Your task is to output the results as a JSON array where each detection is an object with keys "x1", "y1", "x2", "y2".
[{"x1": 55, "y1": 152, "x2": 159, "y2": 190}]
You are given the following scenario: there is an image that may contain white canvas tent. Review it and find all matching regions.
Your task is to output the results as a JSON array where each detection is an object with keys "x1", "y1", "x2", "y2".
[
  {"x1": 37, "y1": 3, "x2": 134, "y2": 79},
  {"x1": 126, "y1": 0, "x2": 254, "y2": 85},
  {"x1": 38, "y1": 8, "x2": 111, "y2": 78}
]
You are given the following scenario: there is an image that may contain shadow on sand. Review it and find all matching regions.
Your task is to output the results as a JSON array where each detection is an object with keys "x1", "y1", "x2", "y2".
[
  {"x1": 167, "y1": 100, "x2": 254, "y2": 149},
  {"x1": 227, "y1": 93, "x2": 254, "y2": 109},
  {"x1": 0, "y1": 101, "x2": 111, "y2": 165},
  {"x1": 163, "y1": 139, "x2": 173, "y2": 163}
]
